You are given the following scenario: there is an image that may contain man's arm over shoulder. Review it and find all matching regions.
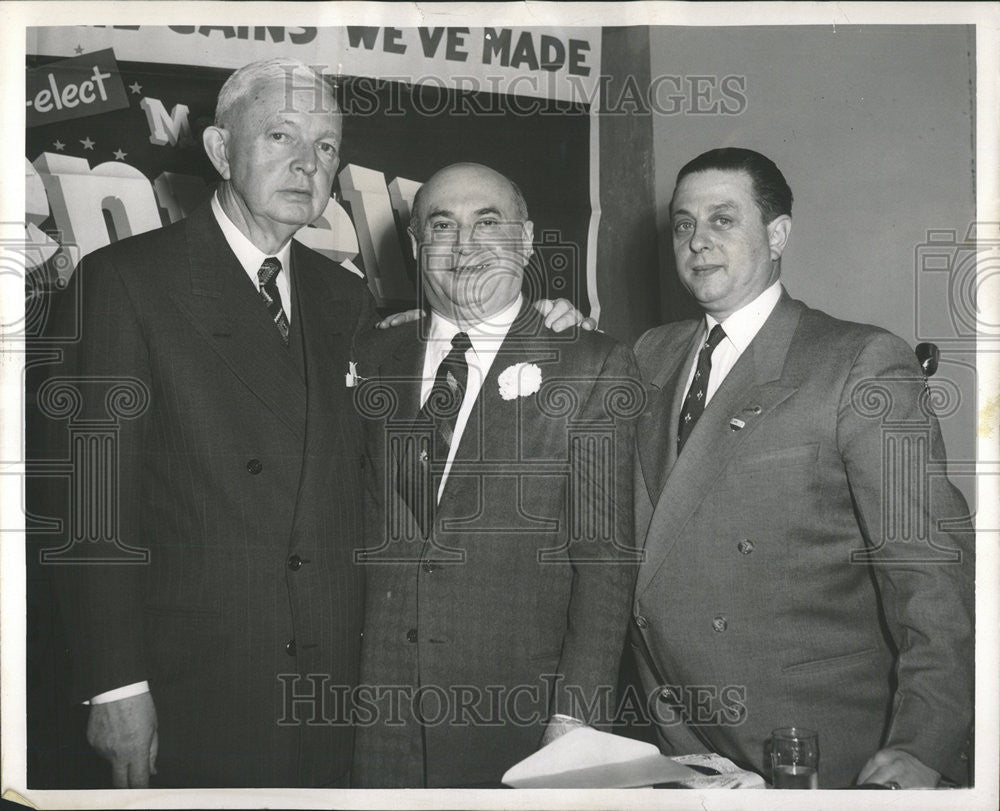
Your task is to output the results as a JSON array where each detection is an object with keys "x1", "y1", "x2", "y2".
[{"x1": 836, "y1": 328, "x2": 974, "y2": 783}]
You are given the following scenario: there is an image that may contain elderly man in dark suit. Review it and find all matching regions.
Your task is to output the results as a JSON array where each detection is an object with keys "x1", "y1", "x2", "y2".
[
  {"x1": 48, "y1": 57, "x2": 373, "y2": 788},
  {"x1": 630, "y1": 148, "x2": 974, "y2": 788},
  {"x1": 352, "y1": 163, "x2": 640, "y2": 788}
]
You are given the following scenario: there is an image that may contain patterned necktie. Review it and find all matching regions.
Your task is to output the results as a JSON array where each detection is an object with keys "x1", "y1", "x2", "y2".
[
  {"x1": 677, "y1": 324, "x2": 726, "y2": 453},
  {"x1": 420, "y1": 332, "x2": 473, "y2": 452},
  {"x1": 257, "y1": 257, "x2": 290, "y2": 344},
  {"x1": 397, "y1": 332, "x2": 473, "y2": 538}
]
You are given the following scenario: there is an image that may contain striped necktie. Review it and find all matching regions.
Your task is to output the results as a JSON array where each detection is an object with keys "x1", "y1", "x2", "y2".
[{"x1": 257, "y1": 257, "x2": 290, "y2": 344}]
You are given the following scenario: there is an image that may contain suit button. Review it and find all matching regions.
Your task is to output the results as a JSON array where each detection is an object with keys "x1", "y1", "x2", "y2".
[
  {"x1": 737, "y1": 539, "x2": 754, "y2": 555},
  {"x1": 285, "y1": 638, "x2": 296, "y2": 656},
  {"x1": 422, "y1": 561, "x2": 436, "y2": 573},
  {"x1": 287, "y1": 554, "x2": 303, "y2": 570},
  {"x1": 634, "y1": 615, "x2": 648, "y2": 629},
  {"x1": 712, "y1": 616, "x2": 728, "y2": 633},
  {"x1": 246, "y1": 458, "x2": 263, "y2": 474},
  {"x1": 406, "y1": 628, "x2": 418, "y2": 643}
]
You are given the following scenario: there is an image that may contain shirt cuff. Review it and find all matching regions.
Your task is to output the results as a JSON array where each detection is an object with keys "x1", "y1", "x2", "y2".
[{"x1": 86, "y1": 681, "x2": 150, "y2": 705}]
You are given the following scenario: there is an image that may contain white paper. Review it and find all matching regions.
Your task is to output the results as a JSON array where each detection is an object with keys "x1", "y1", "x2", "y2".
[{"x1": 502, "y1": 727, "x2": 699, "y2": 788}]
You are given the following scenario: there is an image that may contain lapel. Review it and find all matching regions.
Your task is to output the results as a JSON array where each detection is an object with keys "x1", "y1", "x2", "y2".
[
  {"x1": 635, "y1": 294, "x2": 805, "y2": 596},
  {"x1": 638, "y1": 322, "x2": 702, "y2": 502},
  {"x1": 170, "y1": 202, "x2": 307, "y2": 439},
  {"x1": 291, "y1": 240, "x2": 351, "y2": 450}
]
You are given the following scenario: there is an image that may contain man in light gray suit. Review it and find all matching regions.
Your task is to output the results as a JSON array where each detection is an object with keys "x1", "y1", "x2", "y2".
[{"x1": 630, "y1": 148, "x2": 974, "y2": 788}]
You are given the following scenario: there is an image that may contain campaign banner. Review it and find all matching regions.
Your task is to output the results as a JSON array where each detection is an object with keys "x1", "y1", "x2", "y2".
[
  {"x1": 26, "y1": 26, "x2": 600, "y2": 314},
  {"x1": 26, "y1": 49, "x2": 129, "y2": 127}
]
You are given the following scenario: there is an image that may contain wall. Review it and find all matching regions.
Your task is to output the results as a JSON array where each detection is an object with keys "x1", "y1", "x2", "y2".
[{"x1": 649, "y1": 25, "x2": 977, "y2": 504}]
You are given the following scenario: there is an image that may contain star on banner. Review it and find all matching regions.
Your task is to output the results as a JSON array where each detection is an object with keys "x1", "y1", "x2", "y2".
[
  {"x1": 113, "y1": 149, "x2": 127, "y2": 160},
  {"x1": 74, "y1": 45, "x2": 84, "y2": 54},
  {"x1": 80, "y1": 137, "x2": 95, "y2": 150},
  {"x1": 53, "y1": 140, "x2": 65, "y2": 151},
  {"x1": 129, "y1": 81, "x2": 143, "y2": 95}
]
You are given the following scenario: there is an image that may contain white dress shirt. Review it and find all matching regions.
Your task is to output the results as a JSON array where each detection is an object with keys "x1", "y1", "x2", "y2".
[
  {"x1": 211, "y1": 192, "x2": 292, "y2": 322},
  {"x1": 420, "y1": 296, "x2": 523, "y2": 501},
  {"x1": 682, "y1": 281, "x2": 783, "y2": 406},
  {"x1": 88, "y1": 197, "x2": 294, "y2": 706}
]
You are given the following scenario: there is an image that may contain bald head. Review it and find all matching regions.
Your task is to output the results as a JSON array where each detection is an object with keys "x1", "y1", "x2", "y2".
[
  {"x1": 407, "y1": 162, "x2": 534, "y2": 326},
  {"x1": 410, "y1": 163, "x2": 529, "y2": 233}
]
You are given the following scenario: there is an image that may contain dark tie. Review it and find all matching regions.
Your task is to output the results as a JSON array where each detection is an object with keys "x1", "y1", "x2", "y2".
[
  {"x1": 397, "y1": 332, "x2": 473, "y2": 537},
  {"x1": 677, "y1": 324, "x2": 726, "y2": 453},
  {"x1": 257, "y1": 257, "x2": 290, "y2": 344}
]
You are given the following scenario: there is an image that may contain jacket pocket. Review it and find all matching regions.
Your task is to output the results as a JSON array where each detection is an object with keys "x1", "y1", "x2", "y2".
[
  {"x1": 731, "y1": 442, "x2": 819, "y2": 474},
  {"x1": 781, "y1": 646, "x2": 877, "y2": 675}
]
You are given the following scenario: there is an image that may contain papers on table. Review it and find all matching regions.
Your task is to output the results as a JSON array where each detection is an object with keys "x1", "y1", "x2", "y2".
[
  {"x1": 502, "y1": 727, "x2": 697, "y2": 788},
  {"x1": 501, "y1": 727, "x2": 766, "y2": 789}
]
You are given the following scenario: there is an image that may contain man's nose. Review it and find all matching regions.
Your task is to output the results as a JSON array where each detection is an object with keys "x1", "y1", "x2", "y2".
[
  {"x1": 688, "y1": 224, "x2": 712, "y2": 252},
  {"x1": 455, "y1": 226, "x2": 479, "y2": 254},
  {"x1": 292, "y1": 144, "x2": 318, "y2": 175}
]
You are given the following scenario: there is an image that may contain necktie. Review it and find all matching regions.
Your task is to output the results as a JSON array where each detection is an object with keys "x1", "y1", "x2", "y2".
[
  {"x1": 677, "y1": 324, "x2": 726, "y2": 453},
  {"x1": 420, "y1": 332, "x2": 473, "y2": 453},
  {"x1": 257, "y1": 257, "x2": 290, "y2": 344},
  {"x1": 397, "y1": 332, "x2": 472, "y2": 537}
]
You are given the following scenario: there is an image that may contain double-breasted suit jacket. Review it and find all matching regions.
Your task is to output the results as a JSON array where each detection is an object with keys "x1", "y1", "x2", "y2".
[
  {"x1": 352, "y1": 305, "x2": 641, "y2": 787},
  {"x1": 630, "y1": 292, "x2": 974, "y2": 788},
  {"x1": 49, "y1": 200, "x2": 375, "y2": 786}
]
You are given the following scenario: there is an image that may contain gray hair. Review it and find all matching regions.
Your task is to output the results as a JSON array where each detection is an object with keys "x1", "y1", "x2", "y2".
[{"x1": 214, "y1": 57, "x2": 337, "y2": 128}]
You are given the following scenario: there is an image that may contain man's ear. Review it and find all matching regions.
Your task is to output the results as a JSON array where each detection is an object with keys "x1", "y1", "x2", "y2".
[
  {"x1": 767, "y1": 214, "x2": 791, "y2": 259},
  {"x1": 202, "y1": 126, "x2": 231, "y2": 180},
  {"x1": 407, "y1": 226, "x2": 419, "y2": 262},
  {"x1": 521, "y1": 220, "x2": 535, "y2": 261}
]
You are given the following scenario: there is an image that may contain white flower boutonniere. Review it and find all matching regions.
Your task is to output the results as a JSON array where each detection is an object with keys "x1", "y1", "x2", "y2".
[{"x1": 498, "y1": 362, "x2": 543, "y2": 401}]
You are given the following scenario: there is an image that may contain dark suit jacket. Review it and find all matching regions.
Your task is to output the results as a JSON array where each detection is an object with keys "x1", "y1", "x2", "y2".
[
  {"x1": 48, "y1": 200, "x2": 374, "y2": 787},
  {"x1": 351, "y1": 305, "x2": 641, "y2": 787},
  {"x1": 630, "y1": 292, "x2": 974, "y2": 787}
]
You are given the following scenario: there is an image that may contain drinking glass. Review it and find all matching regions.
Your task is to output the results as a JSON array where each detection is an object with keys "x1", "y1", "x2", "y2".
[{"x1": 770, "y1": 727, "x2": 819, "y2": 789}]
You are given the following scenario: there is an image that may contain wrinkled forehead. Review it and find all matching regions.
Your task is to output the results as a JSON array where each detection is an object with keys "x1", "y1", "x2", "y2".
[{"x1": 418, "y1": 170, "x2": 523, "y2": 223}]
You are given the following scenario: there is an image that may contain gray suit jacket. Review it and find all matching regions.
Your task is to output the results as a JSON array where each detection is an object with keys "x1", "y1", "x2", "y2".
[
  {"x1": 352, "y1": 305, "x2": 641, "y2": 787},
  {"x1": 631, "y1": 292, "x2": 974, "y2": 787},
  {"x1": 49, "y1": 200, "x2": 374, "y2": 786}
]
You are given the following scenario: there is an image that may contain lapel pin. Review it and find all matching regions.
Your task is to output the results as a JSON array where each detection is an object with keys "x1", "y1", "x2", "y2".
[
  {"x1": 729, "y1": 418, "x2": 746, "y2": 431},
  {"x1": 743, "y1": 405, "x2": 762, "y2": 415}
]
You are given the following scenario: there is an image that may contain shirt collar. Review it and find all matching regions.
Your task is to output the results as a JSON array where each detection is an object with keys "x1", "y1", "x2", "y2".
[
  {"x1": 707, "y1": 281, "x2": 783, "y2": 352},
  {"x1": 427, "y1": 295, "x2": 524, "y2": 358},
  {"x1": 211, "y1": 192, "x2": 292, "y2": 276}
]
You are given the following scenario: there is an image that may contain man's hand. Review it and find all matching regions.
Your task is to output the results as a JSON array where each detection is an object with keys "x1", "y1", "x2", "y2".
[
  {"x1": 87, "y1": 692, "x2": 158, "y2": 788},
  {"x1": 856, "y1": 748, "x2": 940, "y2": 788},
  {"x1": 375, "y1": 308, "x2": 422, "y2": 329},
  {"x1": 534, "y1": 299, "x2": 597, "y2": 333},
  {"x1": 539, "y1": 714, "x2": 587, "y2": 748}
]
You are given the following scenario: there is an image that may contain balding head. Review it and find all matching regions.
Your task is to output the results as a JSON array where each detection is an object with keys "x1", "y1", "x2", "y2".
[
  {"x1": 408, "y1": 163, "x2": 534, "y2": 326},
  {"x1": 410, "y1": 163, "x2": 529, "y2": 234}
]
